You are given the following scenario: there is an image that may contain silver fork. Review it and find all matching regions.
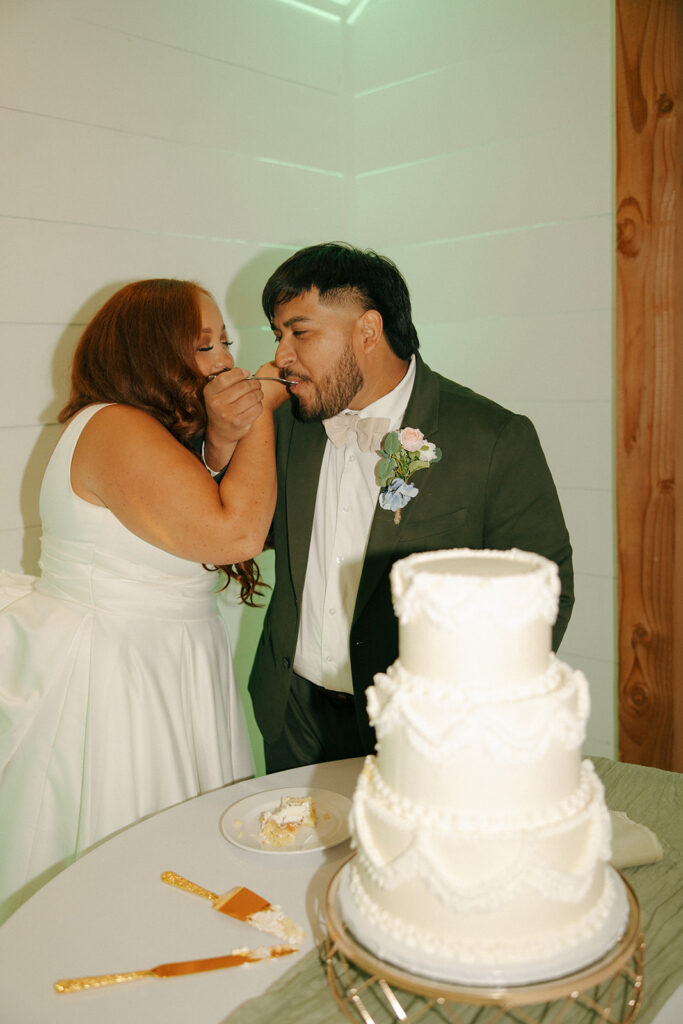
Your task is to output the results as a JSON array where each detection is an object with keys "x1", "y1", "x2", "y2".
[{"x1": 206, "y1": 371, "x2": 290, "y2": 384}]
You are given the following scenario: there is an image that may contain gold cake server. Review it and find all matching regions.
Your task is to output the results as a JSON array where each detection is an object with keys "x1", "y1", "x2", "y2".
[
  {"x1": 160, "y1": 871, "x2": 304, "y2": 945},
  {"x1": 54, "y1": 944, "x2": 295, "y2": 993}
]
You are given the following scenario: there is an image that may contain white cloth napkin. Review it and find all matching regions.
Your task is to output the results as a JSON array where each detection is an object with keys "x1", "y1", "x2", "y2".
[{"x1": 610, "y1": 809, "x2": 664, "y2": 868}]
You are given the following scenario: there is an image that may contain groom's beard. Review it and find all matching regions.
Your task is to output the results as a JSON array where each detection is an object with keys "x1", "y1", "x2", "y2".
[{"x1": 290, "y1": 346, "x2": 364, "y2": 422}]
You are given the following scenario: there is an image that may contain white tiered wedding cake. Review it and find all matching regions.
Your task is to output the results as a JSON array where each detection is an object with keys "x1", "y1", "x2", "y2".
[{"x1": 338, "y1": 548, "x2": 629, "y2": 985}]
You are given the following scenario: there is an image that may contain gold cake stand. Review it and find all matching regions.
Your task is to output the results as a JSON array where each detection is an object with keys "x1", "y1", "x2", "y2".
[{"x1": 324, "y1": 864, "x2": 644, "y2": 1024}]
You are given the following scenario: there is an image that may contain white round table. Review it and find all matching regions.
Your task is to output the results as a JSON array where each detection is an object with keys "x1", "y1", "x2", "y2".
[
  {"x1": 1, "y1": 755, "x2": 680, "y2": 1024},
  {"x1": 0, "y1": 757, "x2": 362, "y2": 1023}
]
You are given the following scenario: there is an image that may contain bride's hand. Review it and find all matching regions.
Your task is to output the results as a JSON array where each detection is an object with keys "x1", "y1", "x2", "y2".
[{"x1": 203, "y1": 367, "x2": 264, "y2": 444}]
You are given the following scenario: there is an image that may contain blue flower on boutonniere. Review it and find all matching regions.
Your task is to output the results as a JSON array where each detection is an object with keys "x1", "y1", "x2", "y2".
[{"x1": 377, "y1": 427, "x2": 442, "y2": 524}]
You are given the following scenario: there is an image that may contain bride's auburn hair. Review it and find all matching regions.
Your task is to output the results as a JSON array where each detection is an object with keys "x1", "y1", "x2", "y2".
[
  {"x1": 59, "y1": 278, "x2": 265, "y2": 605},
  {"x1": 60, "y1": 278, "x2": 208, "y2": 443}
]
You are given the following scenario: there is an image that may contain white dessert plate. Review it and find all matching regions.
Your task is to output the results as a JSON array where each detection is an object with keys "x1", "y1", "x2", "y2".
[{"x1": 220, "y1": 787, "x2": 352, "y2": 854}]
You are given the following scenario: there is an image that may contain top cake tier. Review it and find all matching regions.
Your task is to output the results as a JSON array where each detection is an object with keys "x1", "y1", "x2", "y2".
[{"x1": 390, "y1": 548, "x2": 560, "y2": 687}]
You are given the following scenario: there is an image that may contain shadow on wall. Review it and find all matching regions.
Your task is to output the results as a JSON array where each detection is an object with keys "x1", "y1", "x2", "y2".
[{"x1": 223, "y1": 245, "x2": 293, "y2": 365}]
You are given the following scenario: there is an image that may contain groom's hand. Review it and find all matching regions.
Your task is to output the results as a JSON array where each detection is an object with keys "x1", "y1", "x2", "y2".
[{"x1": 252, "y1": 361, "x2": 292, "y2": 412}]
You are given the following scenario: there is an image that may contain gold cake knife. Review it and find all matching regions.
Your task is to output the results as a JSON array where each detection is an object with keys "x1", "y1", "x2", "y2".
[
  {"x1": 54, "y1": 944, "x2": 295, "y2": 993},
  {"x1": 161, "y1": 871, "x2": 305, "y2": 945}
]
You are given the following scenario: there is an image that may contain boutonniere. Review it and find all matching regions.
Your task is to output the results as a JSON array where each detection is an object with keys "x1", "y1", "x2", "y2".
[{"x1": 377, "y1": 427, "x2": 442, "y2": 524}]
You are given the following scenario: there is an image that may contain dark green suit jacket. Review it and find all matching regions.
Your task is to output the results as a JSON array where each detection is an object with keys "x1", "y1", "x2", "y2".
[{"x1": 248, "y1": 355, "x2": 574, "y2": 753}]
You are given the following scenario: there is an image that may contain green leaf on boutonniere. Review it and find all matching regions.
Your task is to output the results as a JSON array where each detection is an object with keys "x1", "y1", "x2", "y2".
[
  {"x1": 382, "y1": 431, "x2": 401, "y2": 456},
  {"x1": 376, "y1": 457, "x2": 394, "y2": 486},
  {"x1": 404, "y1": 460, "x2": 430, "y2": 481}
]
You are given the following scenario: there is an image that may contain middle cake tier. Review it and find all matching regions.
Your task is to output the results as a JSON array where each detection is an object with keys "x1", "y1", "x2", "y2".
[{"x1": 367, "y1": 655, "x2": 590, "y2": 817}]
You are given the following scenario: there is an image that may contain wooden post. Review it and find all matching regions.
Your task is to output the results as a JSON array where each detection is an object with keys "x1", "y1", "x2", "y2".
[{"x1": 616, "y1": 0, "x2": 683, "y2": 770}]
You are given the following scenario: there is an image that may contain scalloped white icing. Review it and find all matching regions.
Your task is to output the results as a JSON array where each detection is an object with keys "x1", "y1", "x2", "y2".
[
  {"x1": 374, "y1": 652, "x2": 567, "y2": 704},
  {"x1": 391, "y1": 548, "x2": 561, "y2": 630},
  {"x1": 367, "y1": 658, "x2": 589, "y2": 763},
  {"x1": 354, "y1": 755, "x2": 600, "y2": 834},
  {"x1": 347, "y1": 864, "x2": 619, "y2": 965},
  {"x1": 351, "y1": 770, "x2": 612, "y2": 908}
]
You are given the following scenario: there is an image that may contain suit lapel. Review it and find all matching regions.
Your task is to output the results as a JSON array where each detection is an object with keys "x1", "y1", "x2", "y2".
[
  {"x1": 352, "y1": 356, "x2": 441, "y2": 625},
  {"x1": 285, "y1": 417, "x2": 327, "y2": 602}
]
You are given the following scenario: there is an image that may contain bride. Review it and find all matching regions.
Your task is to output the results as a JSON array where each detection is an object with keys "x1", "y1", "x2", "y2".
[{"x1": 0, "y1": 278, "x2": 287, "y2": 923}]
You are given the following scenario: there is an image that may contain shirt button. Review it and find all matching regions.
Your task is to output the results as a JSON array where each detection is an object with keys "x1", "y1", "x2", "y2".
[
  {"x1": 329, "y1": 608, "x2": 337, "y2": 615},
  {"x1": 335, "y1": 555, "x2": 344, "y2": 564},
  {"x1": 342, "y1": 505, "x2": 350, "y2": 513},
  {"x1": 325, "y1": 656, "x2": 334, "y2": 664}
]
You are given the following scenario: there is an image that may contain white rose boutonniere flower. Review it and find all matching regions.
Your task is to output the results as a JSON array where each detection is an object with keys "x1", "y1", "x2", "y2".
[
  {"x1": 417, "y1": 440, "x2": 438, "y2": 462},
  {"x1": 377, "y1": 428, "x2": 442, "y2": 524}
]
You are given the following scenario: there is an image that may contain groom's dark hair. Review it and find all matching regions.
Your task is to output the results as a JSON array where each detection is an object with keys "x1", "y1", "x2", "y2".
[{"x1": 261, "y1": 242, "x2": 420, "y2": 359}]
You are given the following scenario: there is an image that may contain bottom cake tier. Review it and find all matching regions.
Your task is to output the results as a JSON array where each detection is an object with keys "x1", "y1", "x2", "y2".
[
  {"x1": 337, "y1": 859, "x2": 629, "y2": 986},
  {"x1": 340, "y1": 757, "x2": 630, "y2": 985}
]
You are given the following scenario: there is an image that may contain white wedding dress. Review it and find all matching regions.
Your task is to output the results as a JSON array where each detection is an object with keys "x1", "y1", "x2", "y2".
[{"x1": 0, "y1": 404, "x2": 253, "y2": 922}]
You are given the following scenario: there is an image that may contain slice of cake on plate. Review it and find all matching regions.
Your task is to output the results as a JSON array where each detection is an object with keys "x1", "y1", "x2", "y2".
[{"x1": 259, "y1": 796, "x2": 317, "y2": 847}]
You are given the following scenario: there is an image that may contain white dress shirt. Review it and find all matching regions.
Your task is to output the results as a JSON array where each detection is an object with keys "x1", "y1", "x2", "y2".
[{"x1": 293, "y1": 356, "x2": 416, "y2": 693}]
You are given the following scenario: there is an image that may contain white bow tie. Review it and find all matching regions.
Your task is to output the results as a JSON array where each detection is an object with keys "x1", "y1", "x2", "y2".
[{"x1": 323, "y1": 412, "x2": 390, "y2": 452}]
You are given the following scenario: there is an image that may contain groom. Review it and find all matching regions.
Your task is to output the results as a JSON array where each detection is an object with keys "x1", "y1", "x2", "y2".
[{"x1": 208, "y1": 243, "x2": 574, "y2": 772}]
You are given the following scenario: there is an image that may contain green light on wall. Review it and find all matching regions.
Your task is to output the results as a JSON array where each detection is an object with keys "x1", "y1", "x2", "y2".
[
  {"x1": 275, "y1": 0, "x2": 340, "y2": 20},
  {"x1": 346, "y1": 0, "x2": 370, "y2": 24},
  {"x1": 255, "y1": 156, "x2": 343, "y2": 177},
  {"x1": 275, "y1": 0, "x2": 370, "y2": 22}
]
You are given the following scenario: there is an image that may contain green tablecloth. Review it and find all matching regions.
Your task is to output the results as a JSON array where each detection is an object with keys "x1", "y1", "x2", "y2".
[{"x1": 226, "y1": 757, "x2": 683, "y2": 1024}]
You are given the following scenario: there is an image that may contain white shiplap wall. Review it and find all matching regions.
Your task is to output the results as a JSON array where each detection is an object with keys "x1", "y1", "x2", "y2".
[
  {"x1": 349, "y1": 0, "x2": 616, "y2": 757},
  {"x1": 0, "y1": 0, "x2": 615, "y2": 764}
]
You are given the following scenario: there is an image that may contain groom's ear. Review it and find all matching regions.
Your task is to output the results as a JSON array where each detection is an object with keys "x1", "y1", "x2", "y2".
[{"x1": 356, "y1": 308, "x2": 383, "y2": 354}]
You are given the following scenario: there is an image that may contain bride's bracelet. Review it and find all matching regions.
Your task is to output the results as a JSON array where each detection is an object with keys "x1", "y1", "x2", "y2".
[{"x1": 201, "y1": 440, "x2": 223, "y2": 479}]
